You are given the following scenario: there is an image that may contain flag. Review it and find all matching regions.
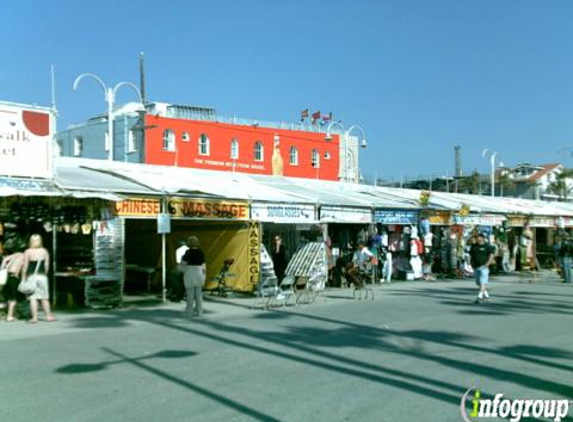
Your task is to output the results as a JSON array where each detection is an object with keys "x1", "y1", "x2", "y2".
[
  {"x1": 311, "y1": 110, "x2": 321, "y2": 124},
  {"x1": 321, "y1": 112, "x2": 333, "y2": 125},
  {"x1": 300, "y1": 109, "x2": 309, "y2": 122}
]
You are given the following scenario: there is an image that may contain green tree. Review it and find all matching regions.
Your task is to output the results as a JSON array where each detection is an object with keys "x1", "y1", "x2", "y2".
[{"x1": 548, "y1": 169, "x2": 573, "y2": 201}]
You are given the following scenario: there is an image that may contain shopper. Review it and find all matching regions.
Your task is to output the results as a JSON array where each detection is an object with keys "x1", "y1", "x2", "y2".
[
  {"x1": 559, "y1": 234, "x2": 573, "y2": 283},
  {"x1": 22, "y1": 234, "x2": 56, "y2": 323},
  {"x1": 469, "y1": 233, "x2": 495, "y2": 304},
  {"x1": 1, "y1": 240, "x2": 25, "y2": 321},
  {"x1": 180, "y1": 236, "x2": 206, "y2": 318}
]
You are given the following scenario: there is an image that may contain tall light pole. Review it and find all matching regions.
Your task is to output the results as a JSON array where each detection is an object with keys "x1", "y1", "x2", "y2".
[
  {"x1": 482, "y1": 149, "x2": 498, "y2": 197},
  {"x1": 326, "y1": 122, "x2": 368, "y2": 182},
  {"x1": 73, "y1": 73, "x2": 143, "y2": 161}
]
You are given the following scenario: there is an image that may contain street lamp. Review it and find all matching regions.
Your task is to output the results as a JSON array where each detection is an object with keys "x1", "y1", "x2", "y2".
[
  {"x1": 325, "y1": 122, "x2": 368, "y2": 182},
  {"x1": 482, "y1": 149, "x2": 498, "y2": 197},
  {"x1": 73, "y1": 73, "x2": 143, "y2": 161}
]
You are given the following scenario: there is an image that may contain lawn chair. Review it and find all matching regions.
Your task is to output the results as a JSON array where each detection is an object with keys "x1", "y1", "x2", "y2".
[
  {"x1": 267, "y1": 276, "x2": 297, "y2": 308},
  {"x1": 298, "y1": 273, "x2": 327, "y2": 304},
  {"x1": 252, "y1": 276, "x2": 279, "y2": 309}
]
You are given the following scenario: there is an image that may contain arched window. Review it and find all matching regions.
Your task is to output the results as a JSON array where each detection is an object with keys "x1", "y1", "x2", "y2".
[
  {"x1": 73, "y1": 137, "x2": 83, "y2": 157},
  {"x1": 199, "y1": 134, "x2": 210, "y2": 155},
  {"x1": 311, "y1": 149, "x2": 320, "y2": 168},
  {"x1": 254, "y1": 141, "x2": 264, "y2": 161},
  {"x1": 230, "y1": 138, "x2": 239, "y2": 160},
  {"x1": 163, "y1": 129, "x2": 175, "y2": 151},
  {"x1": 182, "y1": 132, "x2": 190, "y2": 142},
  {"x1": 289, "y1": 146, "x2": 298, "y2": 165},
  {"x1": 128, "y1": 130, "x2": 137, "y2": 153}
]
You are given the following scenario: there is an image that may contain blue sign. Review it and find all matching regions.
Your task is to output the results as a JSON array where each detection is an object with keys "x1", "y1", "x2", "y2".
[{"x1": 374, "y1": 210, "x2": 419, "y2": 225}]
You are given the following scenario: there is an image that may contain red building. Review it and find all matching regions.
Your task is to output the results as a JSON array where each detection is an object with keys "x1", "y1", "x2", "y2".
[{"x1": 143, "y1": 113, "x2": 340, "y2": 181}]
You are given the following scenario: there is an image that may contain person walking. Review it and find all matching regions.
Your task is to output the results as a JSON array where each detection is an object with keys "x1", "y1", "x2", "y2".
[
  {"x1": 469, "y1": 233, "x2": 495, "y2": 304},
  {"x1": 22, "y1": 234, "x2": 56, "y2": 323},
  {"x1": 1, "y1": 240, "x2": 25, "y2": 322},
  {"x1": 180, "y1": 236, "x2": 206, "y2": 318},
  {"x1": 559, "y1": 234, "x2": 573, "y2": 283}
]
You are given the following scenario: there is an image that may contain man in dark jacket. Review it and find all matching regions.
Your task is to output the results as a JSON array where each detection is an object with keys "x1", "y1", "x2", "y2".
[{"x1": 469, "y1": 233, "x2": 495, "y2": 303}]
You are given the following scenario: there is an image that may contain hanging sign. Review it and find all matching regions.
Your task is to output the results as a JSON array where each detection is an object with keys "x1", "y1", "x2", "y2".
[
  {"x1": 115, "y1": 198, "x2": 161, "y2": 217},
  {"x1": 251, "y1": 202, "x2": 315, "y2": 223},
  {"x1": 452, "y1": 214, "x2": 506, "y2": 226},
  {"x1": 529, "y1": 216, "x2": 557, "y2": 228},
  {"x1": 319, "y1": 206, "x2": 372, "y2": 223},
  {"x1": 157, "y1": 213, "x2": 171, "y2": 234},
  {"x1": 507, "y1": 215, "x2": 529, "y2": 227},
  {"x1": 374, "y1": 210, "x2": 419, "y2": 225},
  {"x1": 0, "y1": 101, "x2": 54, "y2": 179},
  {"x1": 168, "y1": 198, "x2": 249, "y2": 220},
  {"x1": 421, "y1": 210, "x2": 451, "y2": 225},
  {"x1": 248, "y1": 221, "x2": 260, "y2": 285}
]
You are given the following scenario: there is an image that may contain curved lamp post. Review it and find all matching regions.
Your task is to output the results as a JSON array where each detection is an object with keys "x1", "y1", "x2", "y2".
[
  {"x1": 482, "y1": 148, "x2": 498, "y2": 197},
  {"x1": 73, "y1": 73, "x2": 143, "y2": 161}
]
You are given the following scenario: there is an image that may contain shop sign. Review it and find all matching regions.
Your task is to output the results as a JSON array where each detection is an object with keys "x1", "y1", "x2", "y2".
[
  {"x1": 421, "y1": 210, "x2": 451, "y2": 225},
  {"x1": 529, "y1": 216, "x2": 557, "y2": 228},
  {"x1": 251, "y1": 203, "x2": 315, "y2": 223},
  {"x1": 115, "y1": 198, "x2": 160, "y2": 217},
  {"x1": 169, "y1": 198, "x2": 249, "y2": 220},
  {"x1": 558, "y1": 217, "x2": 573, "y2": 228},
  {"x1": 319, "y1": 206, "x2": 372, "y2": 223},
  {"x1": 452, "y1": 214, "x2": 506, "y2": 226},
  {"x1": 507, "y1": 215, "x2": 528, "y2": 227},
  {"x1": 157, "y1": 213, "x2": 171, "y2": 234},
  {"x1": 0, "y1": 102, "x2": 54, "y2": 179},
  {"x1": 374, "y1": 210, "x2": 419, "y2": 225},
  {"x1": 248, "y1": 221, "x2": 260, "y2": 286}
]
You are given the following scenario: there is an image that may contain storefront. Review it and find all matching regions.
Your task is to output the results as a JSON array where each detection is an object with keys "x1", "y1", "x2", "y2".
[{"x1": 115, "y1": 196, "x2": 258, "y2": 297}]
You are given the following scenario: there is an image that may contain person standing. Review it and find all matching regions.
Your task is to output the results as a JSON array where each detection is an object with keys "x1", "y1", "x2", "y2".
[
  {"x1": 469, "y1": 233, "x2": 495, "y2": 304},
  {"x1": 559, "y1": 234, "x2": 573, "y2": 283},
  {"x1": 271, "y1": 235, "x2": 287, "y2": 283},
  {"x1": 180, "y1": 236, "x2": 206, "y2": 318},
  {"x1": 22, "y1": 234, "x2": 56, "y2": 323},
  {"x1": 1, "y1": 240, "x2": 25, "y2": 321}
]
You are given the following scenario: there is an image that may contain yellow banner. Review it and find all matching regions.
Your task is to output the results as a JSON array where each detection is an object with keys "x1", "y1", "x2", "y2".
[
  {"x1": 115, "y1": 198, "x2": 160, "y2": 217},
  {"x1": 247, "y1": 221, "x2": 260, "y2": 286},
  {"x1": 168, "y1": 198, "x2": 249, "y2": 220}
]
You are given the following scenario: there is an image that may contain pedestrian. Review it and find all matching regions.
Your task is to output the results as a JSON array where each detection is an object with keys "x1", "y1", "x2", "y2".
[
  {"x1": 168, "y1": 240, "x2": 189, "y2": 302},
  {"x1": 22, "y1": 234, "x2": 56, "y2": 323},
  {"x1": 1, "y1": 240, "x2": 26, "y2": 322},
  {"x1": 559, "y1": 234, "x2": 573, "y2": 283},
  {"x1": 271, "y1": 235, "x2": 287, "y2": 283},
  {"x1": 469, "y1": 233, "x2": 495, "y2": 304},
  {"x1": 353, "y1": 241, "x2": 375, "y2": 283},
  {"x1": 179, "y1": 236, "x2": 206, "y2": 318}
]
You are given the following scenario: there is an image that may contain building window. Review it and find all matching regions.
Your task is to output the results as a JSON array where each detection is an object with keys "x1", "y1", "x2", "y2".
[
  {"x1": 311, "y1": 149, "x2": 320, "y2": 168},
  {"x1": 254, "y1": 141, "x2": 264, "y2": 161},
  {"x1": 199, "y1": 134, "x2": 210, "y2": 155},
  {"x1": 289, "y1": 146, "x2": 298, "y2": 165},
  {"x1": 163, "y1": 129, "x2": 175, "y2": 151},
  {"x1": 182, "y1": 132, "x2": 190, "y2": 142},
  {"x1": 230, "y1": 138, "x2": 239, "y2": 160},
  {"x1": 73, "y1": 137, "x2": 83, "y2": 157},
  {"x1": 54, "y1": 139, "x2": 63, "y2": 157},
  {"x1": 128, "y1": 130, "x2": 137, "y2": 153},
  {"x1": 104, "y1": 132, "x2": 110, "y2": 152},
  {"x1": 324, "y1": 151, "x2": 331, "y2": 160}
]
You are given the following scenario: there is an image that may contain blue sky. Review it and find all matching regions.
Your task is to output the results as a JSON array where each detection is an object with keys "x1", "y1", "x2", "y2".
[{"x1": 2, "y1": 0, "x2": 573, "y2": 181}]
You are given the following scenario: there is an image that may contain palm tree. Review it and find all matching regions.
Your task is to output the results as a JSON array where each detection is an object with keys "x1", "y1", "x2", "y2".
[{"x1": 548, "y1": 168, "x2": 573, "y2": 201}]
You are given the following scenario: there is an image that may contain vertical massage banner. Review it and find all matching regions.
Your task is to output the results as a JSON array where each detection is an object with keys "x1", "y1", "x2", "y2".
[{"x1": 0, "y1": 102, "x2": 54, "y2": 178}]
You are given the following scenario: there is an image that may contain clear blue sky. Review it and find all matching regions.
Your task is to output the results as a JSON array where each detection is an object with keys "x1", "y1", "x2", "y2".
[{"x1": 2, "y1": 0, "x2": 573, "y2": 181}]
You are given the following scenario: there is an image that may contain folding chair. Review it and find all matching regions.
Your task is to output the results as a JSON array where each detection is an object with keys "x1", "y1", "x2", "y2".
[
  {"x1": 268, "y1": 276, "x2": 297, "y2": 308},
  {"x1": 298, "y1": 273, "x2": 327, "y2": 304},
  {"x1": 252, "y1": 276, "x2": 279, "y2": 309}
]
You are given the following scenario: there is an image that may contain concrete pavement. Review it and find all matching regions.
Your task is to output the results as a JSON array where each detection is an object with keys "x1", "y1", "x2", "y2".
[{"x1": 0, "y1": 276, "x2": 572, "y2": 422}]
